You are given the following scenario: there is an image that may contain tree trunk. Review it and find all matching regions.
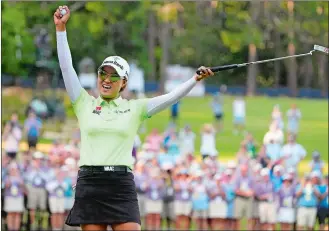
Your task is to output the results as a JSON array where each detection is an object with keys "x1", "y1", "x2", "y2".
[
  {"x1": 159, "y1": 22, "x2": 170, "y2": 94},
  {"x1": 274, "y1": 30, "x2": 281, "y2": 88},
  {"x1": 302, "y1": 57, "x2": 314, "y2": 88},
  {"x1": 286, "y1": 43, "x2": 298, "y2": 96},
  {"x1": 246, "y1": 43, "x2": 258, "y2": 96},
  {"x1": 286, "y1": 0, "x2": 297, "y2": 97},
  {"x1": 318, "y1": 55, "x2": 328, "y2": 97},
  {"x1": 246, "y1": 1, "x2": 260, "y2": 96},
  {"x1": 147, "y1": 10, "x2": 157, "y2": 81}
]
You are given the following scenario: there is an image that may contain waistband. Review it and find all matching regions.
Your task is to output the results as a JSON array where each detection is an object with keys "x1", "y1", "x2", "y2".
[{"x1": 79, "y1": 165, "x2": 132, "y2": 173}]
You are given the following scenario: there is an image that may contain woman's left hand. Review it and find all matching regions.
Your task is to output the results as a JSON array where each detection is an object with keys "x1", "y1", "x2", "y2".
[{"x1": 194, "y1": 66, "x2": 214, "y2": 81}]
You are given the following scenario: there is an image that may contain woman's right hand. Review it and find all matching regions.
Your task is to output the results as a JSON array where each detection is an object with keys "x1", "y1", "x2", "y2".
[{"x1": 54, "y1": 5, "x2": 70, "y2": 30}]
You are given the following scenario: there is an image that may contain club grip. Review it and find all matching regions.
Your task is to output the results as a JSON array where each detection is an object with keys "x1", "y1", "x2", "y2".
[{"x1": 196, "y1": 64, "x2": 239, "y2": 75}]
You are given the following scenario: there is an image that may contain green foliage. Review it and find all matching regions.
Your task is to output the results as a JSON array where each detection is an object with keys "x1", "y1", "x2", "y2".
[{"x1": 1, "y1": 1, "x2": 328, "y2": 88}]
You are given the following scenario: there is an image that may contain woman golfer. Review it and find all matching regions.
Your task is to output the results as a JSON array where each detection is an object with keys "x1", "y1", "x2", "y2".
[{"x1": 54, "y1": 5, "x2": 214, "y2": 231}]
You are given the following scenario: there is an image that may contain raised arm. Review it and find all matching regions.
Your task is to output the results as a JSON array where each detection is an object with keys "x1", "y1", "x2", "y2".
[
  {"x1": 146, "y1": 66, "x2": 214, "y2": 117},
  {"x1": 54, "y1": 6, "x2": 82, "y2": 102}
]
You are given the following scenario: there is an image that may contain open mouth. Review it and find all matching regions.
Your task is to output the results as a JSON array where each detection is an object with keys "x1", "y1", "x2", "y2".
[{"x1": 102, "y1": 84, "x2": 111, "y2": 90}]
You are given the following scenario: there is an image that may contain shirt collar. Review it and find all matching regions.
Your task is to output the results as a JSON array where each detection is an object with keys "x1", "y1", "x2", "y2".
[{"x1": 97, "y1": 96, "x2": 123, "y2": 107}]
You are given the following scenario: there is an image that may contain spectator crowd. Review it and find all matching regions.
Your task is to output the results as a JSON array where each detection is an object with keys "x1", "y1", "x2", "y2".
[{"x1": 2, "y1": 100, "x2": 328, "y2": 231}]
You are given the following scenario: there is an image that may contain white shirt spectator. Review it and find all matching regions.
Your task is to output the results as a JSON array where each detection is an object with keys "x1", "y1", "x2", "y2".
[
  {"x1": 280, "y1": 142, "x2": 307, "y2": 170},
  {"x1": 3, "y1": 124, "x2": 22, "y2": 153},
  {"x1": 233, "y1": 98, "x2": 246, "y2": 118},
  {"x1": 263, "y1": 122, "x2": 284, "y2": 145},
  {"x1": 179, "y1": 128, "x2": 196, "y2": 156},
  {"x1": 200, "y1": 130, "x2": 218, "y2": 157}
]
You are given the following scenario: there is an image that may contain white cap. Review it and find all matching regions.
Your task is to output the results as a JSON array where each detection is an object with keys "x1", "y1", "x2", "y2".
[
  {"x1": 161, "y1": 162, "x2": 174, "y2": 171},
  {"x1": 274, "y1": 165, "x2": 283, "y2": 172},
  {"x1": 227, "y1": 161, "x2": 237, "y2": 168},
  {"x1": 260, "y1": 168, "x2": 270, "y2": 176},
  {"x1": 253, "y1": 163, "x2": 262, "y2": 172},
  {"x1": 33, "y1": 151, "x2": 44, "y2": 159},
  {"x1": 64, "y1": 157, "x2": 76, "y2": 166},
  {"x1": 310, "y1": 171, "x2": 322, "y2": 179},
  {"x1": 99, "y1": 56, "x2": 130, "y2": 79}
]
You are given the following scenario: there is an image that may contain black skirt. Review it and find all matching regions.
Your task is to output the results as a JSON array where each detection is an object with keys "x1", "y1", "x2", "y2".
[{"x1": 65, "y1": 169, "x2": 140, "y2": 226}]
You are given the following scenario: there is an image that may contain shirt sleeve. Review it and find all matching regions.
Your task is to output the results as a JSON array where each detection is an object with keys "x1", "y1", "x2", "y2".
[
  {"x1": 145, "y1": 77, "x2": 197, "y2": 117},
  {"x1": 56, "y1": 31, "x2": 83, "y2": 102}
]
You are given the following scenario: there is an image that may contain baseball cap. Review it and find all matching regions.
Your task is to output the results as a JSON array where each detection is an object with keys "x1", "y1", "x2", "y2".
[
  {"x1": 310, "y1": 171, "x2": 322, "y2": 179},
  {"x1": 33, "y1": 151, "x2": 44, "y2": 159},
  {"x1": 99, "y1": 56, "x2": 130, "y2": 79},
  {"x1": 282, "y1": 174, "x2": 292, "y2": 181},
  {"x1": 312, "y1": 150, "x2": 320, "y2": 158},
  {"x1": 274, "y1": 165, "x2": 283, "y2": 172},
  {"x1": 260, "y1": 168, "x2": 270, "y2": 176}
]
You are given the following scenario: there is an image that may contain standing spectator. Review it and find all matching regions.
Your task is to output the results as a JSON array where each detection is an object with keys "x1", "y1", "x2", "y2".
[
  {"x1": 207, "y1": 174, "x2": 227, "y2": 230},
  {"x1": 25, "y1": 152, "x2": 48, "y2": 230},
  {"x1": 236, "y1": 144, "x2": 250, "y2": 165},
  {"x1": 2, "y1": 112, "x2": 22, "y2": 159},
  {"x1": 46, "y1": 166, "x2": 66, "y2": 230},
  {"x1": 3, "y1": 162, "x2": 26, "y2": 231},
  {"x1": 145, "y1": 128, "x2": 163, "y2": 153},
  {"x1": 263, "y1": 121, "x2": 284, "y2": 145},
  {"x1": 200, "y1": 124, "x2": 218, "y2": 160},
  {"x1": 173, "y1": 169, "x2": 192, "y2": 230},
  {"x1": 277, "y1": 174, "x2": 297, "y2": 231},
  {"x1": 24, "y1": 111, "x2": 42, "y2": 151},
  {"x1": 250, "y1": 163, "x2": 262, "y2": 230},
  {"x1": 254, "y1": 168, "x2": 276, "y2": 231},
  {"x1": 232, "y1": 96, "x2": 246, "y2": 135},
  {"x1": 191, "y1": 170, "x2": 209, "y2": 230},
  {"x1": 271, "y1": 104, "x2": 284, "y2": 130},
  {"x1": 270, "y1": 165, "x2": 284, "y2": 192},
  {"x1": 281, "y1": 134, "x2": 307, "y2": 171},
  {"x1": 170, "y1": 101, "x2": 180, "y2": 128},
  {"x1": 222, "y1": 169, "x2": 236, "y2": 231},
  {"x1": 242, "y1": 132, "x2": 258, "y2": 159},
  {"x1": 316, "y1": 175, "x2": 328, "y2": 230},
  {"x1": 178, "y1": 125, "x2": 196, "y2": 158},
  {"x1": 210, "y1": 91, "x2": 224, "y2": 132},
  {"x1": 233, "y1": 164, "x2": 254, "y2": 230},
  {"x1": 286, "y1": 104, "x2": 302, "y2": 136},
  {"x1": 295, "y1": 172, "x2": 322, "y2": 230},
  {"x1": 144, "y1": 168, "x2": 165, "y2": 230},
  {"x1": 134, "y1": 160, "x2": 147, "y2": 227},
  {"x1": 161, "y1": 164, "x2": 175, "y2": 230},
  {"x1": 309, "y1": 150, "x2": 325, "y2": 174},
  {"x1": 265, "y1": 138, "x2": 282, "y2": 162}
]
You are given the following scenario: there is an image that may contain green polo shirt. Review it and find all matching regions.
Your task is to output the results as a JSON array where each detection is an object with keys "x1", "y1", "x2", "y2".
[{"x1": 73, "y1": 89, "x2": 149, "y2": 169}]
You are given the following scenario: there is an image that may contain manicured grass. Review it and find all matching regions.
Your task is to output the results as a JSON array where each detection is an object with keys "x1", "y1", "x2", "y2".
[{"x1": 145, "y1": 95, "x2": 328, "y2": 161}]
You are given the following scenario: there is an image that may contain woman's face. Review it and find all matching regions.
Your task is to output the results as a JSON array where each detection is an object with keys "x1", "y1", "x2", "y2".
[{"x1": 97, "y1": 66, "x2": 127, "y2": 99}]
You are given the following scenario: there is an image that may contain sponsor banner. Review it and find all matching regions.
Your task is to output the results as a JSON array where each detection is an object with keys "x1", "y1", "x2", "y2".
[{"x1": 165, "y1": 65, "x2": 205, "y2": 97}]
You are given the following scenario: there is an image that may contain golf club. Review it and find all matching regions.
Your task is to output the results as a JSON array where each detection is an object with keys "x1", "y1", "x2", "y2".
[{"x1": 196, "y1": 44, "x2": 328, "y2": 75}]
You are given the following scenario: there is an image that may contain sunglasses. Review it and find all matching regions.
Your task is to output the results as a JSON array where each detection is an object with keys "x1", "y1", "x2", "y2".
[{"x1": 98, "y1": 69, "x2": 121, "y2": 82}]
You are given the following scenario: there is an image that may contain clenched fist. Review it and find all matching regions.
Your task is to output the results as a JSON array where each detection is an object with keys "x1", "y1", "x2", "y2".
[
  {"x1": 54, "y1": 5, "x2": 70, "y2": 31},
  {"x1": 194, "y1": 66, "x2": 214, "y2": 81}
]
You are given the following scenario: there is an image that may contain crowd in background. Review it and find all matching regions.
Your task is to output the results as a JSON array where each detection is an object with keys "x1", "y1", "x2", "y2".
[{"x1": 2, "y1": 93, "x2": 328, "y2": 231}]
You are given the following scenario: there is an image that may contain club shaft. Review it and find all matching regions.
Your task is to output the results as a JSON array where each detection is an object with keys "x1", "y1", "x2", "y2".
[{"x1": 239, "y1": 52, "x2": 312, "y2": 67}]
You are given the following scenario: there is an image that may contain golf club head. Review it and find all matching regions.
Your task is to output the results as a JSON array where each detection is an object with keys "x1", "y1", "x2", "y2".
[{"x1": 314, "y1": 45, "x2": 329, "y2": 55}]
